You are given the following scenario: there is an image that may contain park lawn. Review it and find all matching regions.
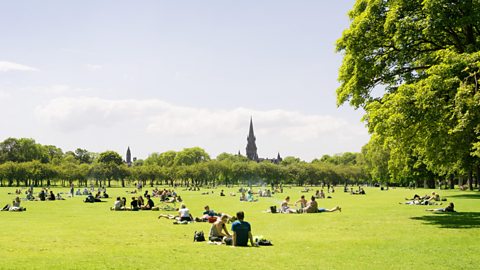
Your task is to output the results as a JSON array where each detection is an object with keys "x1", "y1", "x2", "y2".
[{"x1": 1, "y1": 186, "x2": 479, "y2": 270}]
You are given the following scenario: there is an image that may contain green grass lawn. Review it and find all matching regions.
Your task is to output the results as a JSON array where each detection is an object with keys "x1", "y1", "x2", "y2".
[{"x1": 1, "y1": 186, "x2": 479, "y2": 270}]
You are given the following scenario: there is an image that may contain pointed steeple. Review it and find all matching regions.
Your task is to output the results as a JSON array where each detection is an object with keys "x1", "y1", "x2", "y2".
[
  {"x1": 246, "y1": 117, "x2": 258, "y2": 161},
  {"x1": 126, "y1": 146, "x2": 132, "y2": 166}
]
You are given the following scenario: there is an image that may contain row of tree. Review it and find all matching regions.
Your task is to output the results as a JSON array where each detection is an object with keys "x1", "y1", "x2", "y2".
[
  {"x1": 0, "y1": 137, "x2": 366, "y2": 188},
  {"x1": 337, "y1": 0, "x2": 480, "y2": 190}
]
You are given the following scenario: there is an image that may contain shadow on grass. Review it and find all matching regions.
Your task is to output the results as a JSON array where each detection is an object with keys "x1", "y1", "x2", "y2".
[
  {"x1": 447, "y1": 193, "x2": 480, "y2": 200},
  {"x1": 411, "y1": 212, "x2": 480, "y2": 229}
]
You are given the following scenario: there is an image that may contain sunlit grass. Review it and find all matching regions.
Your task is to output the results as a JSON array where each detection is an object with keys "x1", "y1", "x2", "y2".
[{"x1": 1, "y1": 186, "x2": 479, "y2": 269}]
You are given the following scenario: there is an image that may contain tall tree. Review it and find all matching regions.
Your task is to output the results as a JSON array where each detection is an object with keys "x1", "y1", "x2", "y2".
[{"x1": 337, "y1": 0, "x2": 480, "y2": 186}]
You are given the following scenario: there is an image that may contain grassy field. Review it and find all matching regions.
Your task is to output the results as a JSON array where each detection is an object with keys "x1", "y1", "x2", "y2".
[{"x1": 1, "y1": 185, "x2": 479, "y2": 270}]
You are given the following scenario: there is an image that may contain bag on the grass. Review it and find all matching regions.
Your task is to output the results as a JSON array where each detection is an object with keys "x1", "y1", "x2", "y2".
[
  {"x1": 256, "y1": 239, "x2": 273, "y2": 246},
  {"x1": 270, "y1": 206, "x2": 277, "y2": 213},
  {"x1": 193, "y1": 231, "x2": 205, "y2": 242}
]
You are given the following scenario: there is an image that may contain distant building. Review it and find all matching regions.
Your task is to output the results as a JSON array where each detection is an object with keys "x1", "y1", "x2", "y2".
[
  {"x1": 244, "y1": 117, "x2": 282, "y2": 164},
  {"x1": 246, "y1": 117, "x2": 259, "y2": 161},
  {"x1": 126, "y1": 146, "x2": 132, "y2": 167}
]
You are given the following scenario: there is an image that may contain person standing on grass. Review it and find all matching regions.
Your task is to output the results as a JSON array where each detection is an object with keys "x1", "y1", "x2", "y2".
[{"x1": 231, "y1": 211, "x2": 257, "y2": 247}]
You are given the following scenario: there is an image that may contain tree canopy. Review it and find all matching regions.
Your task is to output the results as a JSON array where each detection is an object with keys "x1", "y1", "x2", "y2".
[{"x1": 337, "y1": 0, "x2": 480, "y2": 187}]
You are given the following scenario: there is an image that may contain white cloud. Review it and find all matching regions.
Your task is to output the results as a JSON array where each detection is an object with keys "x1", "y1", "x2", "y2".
[
  {"x1": 0, "y1": 61, "x2": 37, "y2": 72},
  {"x1": 85, "y1": 64, "x2": 103, "y2": 71},
  {"x1": 0, "y1": 90, "x2": 10, "y2": 99},
  {"x1": 30, "y1": 84, "x2": 91, "y2": 95},
  {"x1": 34, "y1": 97, "x2": 369, "y2": 160}
]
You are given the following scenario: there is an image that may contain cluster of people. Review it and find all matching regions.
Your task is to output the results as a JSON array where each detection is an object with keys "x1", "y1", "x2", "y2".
[
  {"x1": 258, "y1": 189, "x2": 272, "y2": 197},
  {"x1": 401, "y1": 192, "x2": 442, "y2": 205},
  {"x1": 314, "y1": 189, "x2": 326, "y2": 199},
  {"x1": 207, "y1": 211, "x2": 257, "y2": 247},
  {"x1": 110, "y1": 195, "x2": 159, "y2": 210},
  {"x1": 24, "y1": 188, "x2": 65, "y2": 201},
  {"x1": 350, "y1": 187, "x2": 366, "y2": 195},
  {"x1": 274, "y1": 195, "x2": 341, "y2": 214},
  {"x1": 239, "y1": 191, "x2": 257, "y2": 202}
]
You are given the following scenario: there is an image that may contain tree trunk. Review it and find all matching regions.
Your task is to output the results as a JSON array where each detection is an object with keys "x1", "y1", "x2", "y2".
[
  {"x1": 468, "y1": 169, "x2": 474, "y2": 191},
  {"x1": 475, "y1": 165, "x2": 480, "y2": 190}
]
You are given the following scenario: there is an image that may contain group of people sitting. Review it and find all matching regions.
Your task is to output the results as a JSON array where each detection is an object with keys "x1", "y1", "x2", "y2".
[
  {"x1": 83, "y1": 191, "x2": 110, "y2": 203},
  {"x1": 208, "y1": 211, "x2": 259, "y2": 246},
  {"x1": 239, "y1": 191, "x2": 257, "y2": 202},
  {"x1": 110, "y1": 195, "x2": 160, "y2": 210},
  {"x1": 25, "y1": 188, "x2": 65, "y2": 201},
  {"x1": 401, "y1": 192, "x2": 443, "y2": 205},
  {"x1": 350, "y1": 187, "x2": 366, "y2": 195},
  {"x1": 273, "y1": 195, "x2": 341, "y2": 214},
  {"x1": 314, "y1": 189, "x2": 326, "y2": 199}
]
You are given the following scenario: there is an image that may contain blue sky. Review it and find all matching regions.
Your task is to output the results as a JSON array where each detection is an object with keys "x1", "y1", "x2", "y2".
[{"x1": 0, "y1": 0, "x2": 368, "y2": 161}]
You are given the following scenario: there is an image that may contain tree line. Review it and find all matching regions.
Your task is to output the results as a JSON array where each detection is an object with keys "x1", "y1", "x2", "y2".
[{"x1": 0, "y1": 137, "x2": 366, "y2": 188}]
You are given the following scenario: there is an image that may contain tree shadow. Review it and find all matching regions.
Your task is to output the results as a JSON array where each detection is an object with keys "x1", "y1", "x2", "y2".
[
  {"x1": 447, "y1": 193, "x2": 480, "y2": 200},
  {"x1": 410, "y1": 212, "x2": 480, "y2": 229}
]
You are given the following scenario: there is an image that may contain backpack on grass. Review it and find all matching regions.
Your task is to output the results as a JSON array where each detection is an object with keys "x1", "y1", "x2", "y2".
[{"x1": 193, "y1": 231, "x2": 205, "y2": 242}]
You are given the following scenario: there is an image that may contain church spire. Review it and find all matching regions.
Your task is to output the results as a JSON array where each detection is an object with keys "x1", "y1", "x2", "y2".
[
  {"x1": 246, "y1": 117, "x2": 258, "y2": 161},
  {"x1": 126, "y1": 146, "x2": 132, "y2": 166}
]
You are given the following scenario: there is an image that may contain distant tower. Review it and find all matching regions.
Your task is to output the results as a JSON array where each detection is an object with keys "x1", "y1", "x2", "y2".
[
  {"x1": 246, "y1": 117, "x2": 259, "y2": 161},
  {"x1": 276, "y1": 152, "x2": 283, "y2": 164},
  {"x1": 126, "y1": 147, "x2": 132, "y2": 167}
]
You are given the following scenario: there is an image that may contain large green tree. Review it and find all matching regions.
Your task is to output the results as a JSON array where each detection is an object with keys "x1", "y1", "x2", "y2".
[{"x1": 337, "y1": 0, "x2": 480, "y2": 187}]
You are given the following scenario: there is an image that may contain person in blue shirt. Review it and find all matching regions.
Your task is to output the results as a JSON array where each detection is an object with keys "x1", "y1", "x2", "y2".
[{"x1": 231, "y1": 211, "x2": 257, "y2": 247}]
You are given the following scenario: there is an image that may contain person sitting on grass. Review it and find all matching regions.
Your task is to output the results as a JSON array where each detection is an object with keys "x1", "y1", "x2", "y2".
[
  {"x1": 280, "y1": 196, "x2": 297, "y2": 213},
  {"x1": 111, "y1": 197, "x2": 123, "y2": 211},
  {"x1": 295, "y1": 195, "x2": 307, "y2": 209},
  {"x1": 209, "y1": 214, "x2": 232, "y2": 244},
  {"x1": 239, "y1": 192, "x2": 247, "y2": 201},
  {"x1": 178, "y1": 203, "x2": 194, "y2": 222},
  {"x1": 303, "y1": 196, "x2": 341, "y2": 213},
  {"x1": 130, "y1": 197, "x2": 139, "y2": 211},
  {"x1": 141, "y1": 195, "x2": 159, "y2": 210},
  {"x1": 246, "y1": 192, "x2": 257, "y2": 202},
  {"x1": 231, "y1": 211, "x2": 257, "y2": 247},
  {"x1": 38, "y1": 189, "x2": 47, "y2": 201},
  {"x1": 426, "y1": 202, "x2": 455, "y2": 213},
  {"x1": 137, "y1": 196, "x2": 144, "y2": 208},
  {"x1": 48, "y1": 191, "x2": 56, "y2": 201}
]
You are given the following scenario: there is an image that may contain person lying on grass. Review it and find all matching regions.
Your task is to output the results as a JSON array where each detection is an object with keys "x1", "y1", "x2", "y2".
[
  {"x1": 303, "y1": 196, "x2": 341, "y2": 213},
  {"x1": 426, "y1": 202, "x2": 455, "y2": 213},
  {"x1": 2, "y1": 197, "x2": 26, "y2": 212},
  {"x1": 158, "y1": 203, "x2": 194, "y2": 222}
]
